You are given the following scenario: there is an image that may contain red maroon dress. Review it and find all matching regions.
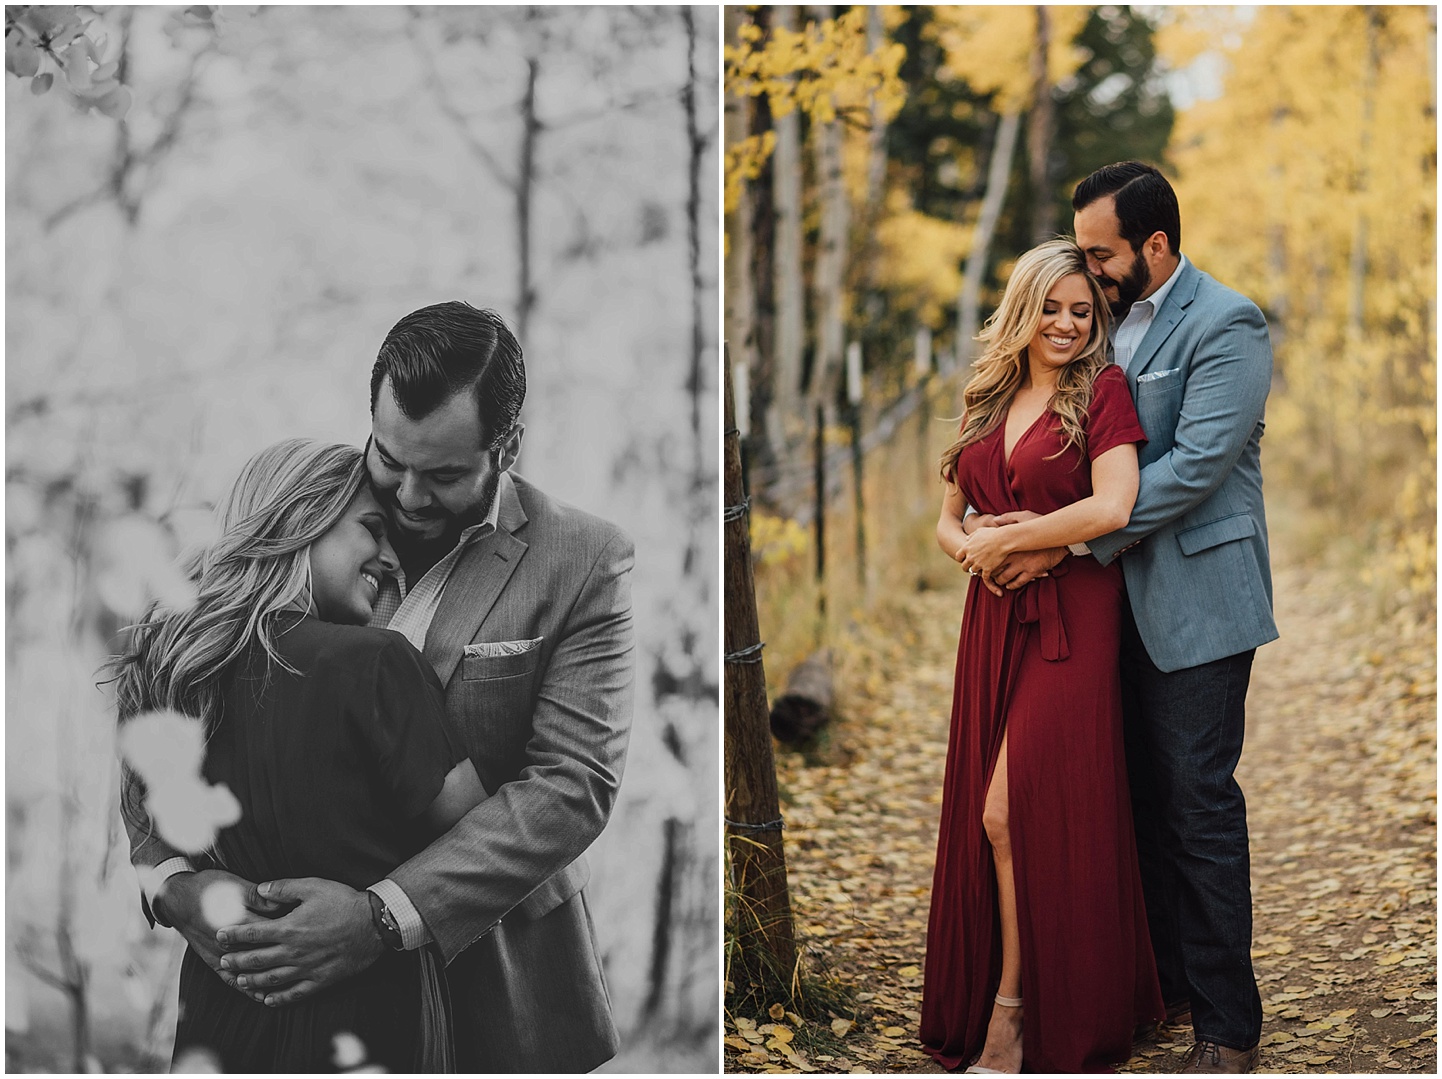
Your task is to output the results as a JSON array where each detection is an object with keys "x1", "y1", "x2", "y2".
[{"x1": 920, "y1": 365, "x2": 1164, "y2": 1073}]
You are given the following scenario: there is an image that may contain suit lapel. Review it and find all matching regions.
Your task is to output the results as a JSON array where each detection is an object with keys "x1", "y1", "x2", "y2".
[
  {"x1": 423, "y1": 475, "x2": 530, "y2": 689},
  {"x1": 1126, "y1": 260, "x2": 1199, "y2": 380}
]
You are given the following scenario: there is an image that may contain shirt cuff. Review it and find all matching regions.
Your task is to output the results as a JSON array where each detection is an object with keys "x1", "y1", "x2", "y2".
[
  {"x1": 1068, "y1": 540, "x2": 1092, "y2": 556},
  {"x1": 367, "y1": 878, "x2": 433, "y2": 951},
  {"x1": 144, "y1": 857, "x2": 197, "y2": 901}
]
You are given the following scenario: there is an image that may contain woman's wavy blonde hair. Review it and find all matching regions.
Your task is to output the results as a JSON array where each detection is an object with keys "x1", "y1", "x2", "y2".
[
  {"x1": 940, "y1": 238, "x2": 1113, "y2": 483},
  {"x1": 109, "y1": 439, "x2": 368, "y2": 736}
]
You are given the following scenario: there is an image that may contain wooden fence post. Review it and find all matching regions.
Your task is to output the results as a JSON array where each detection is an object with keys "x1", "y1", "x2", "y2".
[{"x1": 723, "y1": 346, "x2": 797, "y2": 996}]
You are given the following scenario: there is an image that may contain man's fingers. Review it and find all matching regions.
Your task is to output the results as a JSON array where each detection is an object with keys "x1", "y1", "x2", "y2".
[
  {"x1": 216, "y1": 920, "x2": 288, "y2": 949},
  {"x1": 263, "y1": 979, "x2": 323, "y2": 1007},
  {"x1": 219, "y1": 945, "x2": 291, "y2": 973},
  {"x1": 242, "y1": 882, "x2": 291, "y2": 917},
  {"x1": 235, "y1": 966, "x2": 303, "y2": 992}
]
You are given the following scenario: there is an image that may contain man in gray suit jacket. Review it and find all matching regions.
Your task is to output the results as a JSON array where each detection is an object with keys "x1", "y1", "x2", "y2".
[
  {"x1": 127, "y1": 302, "x2": 635, "y2": 1072},
  {"x1": 985, "y1": 163, "x2": 1276, "y2": 1073}
]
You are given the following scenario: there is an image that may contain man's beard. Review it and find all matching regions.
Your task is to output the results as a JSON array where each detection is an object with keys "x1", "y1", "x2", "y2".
[
  {"x1": 386, "y1": 466, "x2": 502, "y2": 564},
  {"x1": 1102, "y1": 253, "x2": 1151, "y2": 318}
]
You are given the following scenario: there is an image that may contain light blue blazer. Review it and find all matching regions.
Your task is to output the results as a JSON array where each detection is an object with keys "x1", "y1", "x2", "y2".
[{"x1": 1088, "y1": 259, "x2": 1279, "y2": 673}]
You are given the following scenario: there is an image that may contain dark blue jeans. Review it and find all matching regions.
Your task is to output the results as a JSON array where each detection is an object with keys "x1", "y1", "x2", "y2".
[{"x1": 1120, "y1": 606, "x2": 1262, "y2": 1050}]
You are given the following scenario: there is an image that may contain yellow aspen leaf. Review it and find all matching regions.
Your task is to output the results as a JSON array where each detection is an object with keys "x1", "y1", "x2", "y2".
[
  {"x1": 769, "y1": 1003, "x2": 787, "y2": 1020},
  {"x1": 831, "y1": 1018, "x2": 854, "y2": 1037}
]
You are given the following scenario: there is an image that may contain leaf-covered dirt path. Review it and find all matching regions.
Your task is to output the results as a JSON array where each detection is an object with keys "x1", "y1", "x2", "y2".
[{"x1": 726, "y1": 549, "x2": 1435, "y2": 1074}]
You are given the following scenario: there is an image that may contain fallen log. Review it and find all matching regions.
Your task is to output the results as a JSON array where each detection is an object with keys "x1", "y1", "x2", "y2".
[{"x1": 769, "y1": 649, "x2": 834, "y2": 744}]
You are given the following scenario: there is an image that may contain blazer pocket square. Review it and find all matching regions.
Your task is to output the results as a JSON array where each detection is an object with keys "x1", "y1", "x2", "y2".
[
  {"x1": 1136, "y1": 367, "x2": 1180, "y2": 383},
  {"x1": 464, "y1": 638, "x2": 543, "y2": 658}
]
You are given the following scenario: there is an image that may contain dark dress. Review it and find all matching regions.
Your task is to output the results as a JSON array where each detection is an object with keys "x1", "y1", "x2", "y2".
[
  {"x1": 920, "y1": 365, "x2": 1165, "y2": 1073},
  {"x1": 171, "y1": 615, "x2": 467, "y2": 1073}
]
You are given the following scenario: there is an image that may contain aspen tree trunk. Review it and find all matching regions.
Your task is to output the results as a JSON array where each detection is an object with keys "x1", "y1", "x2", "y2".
[
  {"x1": 771, "y1": 5, "x2": 805, "y2": 439},
  {"x1": 517, "y1": 56, "x2": 539, "y2": 345},
  {"x1": 1027, "y1": 6, "x2": 1056, "y2": 244},
  {"x1": 956, "y1": 112, "x2": 1021, "y2": 370},
  {"x1": 722, "y1": 349, "x2": 797, "y2": 992},
  {"x1": 723, "y1": 7, "x2": 759, "y2": 454},
  {"x1": 809, "y1": 6, "x2": 848, "y2": 409}
]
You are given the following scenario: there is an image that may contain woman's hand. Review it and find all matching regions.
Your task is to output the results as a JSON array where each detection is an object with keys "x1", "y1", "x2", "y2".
[
  {"x1": 957, "y1": 525, "x2": 1014, "y2": 576},
  {"x1": 992, "y1": 509, "x2": 1041, "y2": 528}
]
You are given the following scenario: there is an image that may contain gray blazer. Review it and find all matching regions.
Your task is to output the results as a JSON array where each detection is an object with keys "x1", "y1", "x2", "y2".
[
  {"x1": 398, "y1": 472, "x2": 636, "y2": 1072},
  {"x1": 1088, "y1": 259, "x2": 1279, "y2": 673}
]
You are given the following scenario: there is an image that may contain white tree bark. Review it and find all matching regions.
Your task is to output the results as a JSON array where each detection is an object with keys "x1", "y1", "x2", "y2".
[
  {"x1": 809, "y1": 5, "x2": 848, "y2": 408},
  {"x1": 955, "y1": 110, "x2": 1021, "y2": 372},
  {"x1": 771, "y1": 5, "x2": 804, "y2": 428}
]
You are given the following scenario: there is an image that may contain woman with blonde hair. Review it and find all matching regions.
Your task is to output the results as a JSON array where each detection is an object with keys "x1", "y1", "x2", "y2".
[
  {"x1": 920, "y1": 239, "x2": 1164, "y2": 1073},
  {"x1": 112, "y1": 438, "x2": 485, "y2": 1072}
]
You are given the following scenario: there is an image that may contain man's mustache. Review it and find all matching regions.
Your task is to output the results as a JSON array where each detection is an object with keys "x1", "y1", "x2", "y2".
[{"x1": 383, "y1": 493, "x2": 447, "y2": 520}]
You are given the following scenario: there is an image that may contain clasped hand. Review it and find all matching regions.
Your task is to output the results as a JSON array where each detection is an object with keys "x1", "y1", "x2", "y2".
[
  {"x1": 955, "y1": 511, "x2": 1056, "y2": 595},
  {"x1": 163, "y1": 869, "x2": 384, "y2": 1007}
]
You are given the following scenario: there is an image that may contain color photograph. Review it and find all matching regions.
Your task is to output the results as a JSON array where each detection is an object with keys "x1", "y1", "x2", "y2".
[{"x1": 724, "y1": 6, "x2": 1434, "y2": 1074}]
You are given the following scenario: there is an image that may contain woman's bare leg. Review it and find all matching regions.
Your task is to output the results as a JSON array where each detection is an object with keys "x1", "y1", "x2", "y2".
[{"x1": 973, "y1": 733, "x2": 1023, "y2": 1072}]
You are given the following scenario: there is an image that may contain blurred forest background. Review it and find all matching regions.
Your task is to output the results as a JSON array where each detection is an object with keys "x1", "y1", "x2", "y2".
[
  {"x1": 6, "y1": 5, "x2": 717, "y2": 1072},
  {"x1": 724, "y1": 3, "x2": 1435, "y2": 683}
]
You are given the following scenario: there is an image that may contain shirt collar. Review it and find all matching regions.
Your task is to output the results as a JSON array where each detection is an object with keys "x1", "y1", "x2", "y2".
[
  {"x1": 1136, "y1": 252, "x2": 1187, "y2": 314},
  {"x1": 458, "y1": 468, "x2": 510, "y2": 545}
]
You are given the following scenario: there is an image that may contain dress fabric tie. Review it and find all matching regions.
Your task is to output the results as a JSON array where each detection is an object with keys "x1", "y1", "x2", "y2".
[{"x1": 1012, "y1": 560, "x2": 1070, "y2": 661}]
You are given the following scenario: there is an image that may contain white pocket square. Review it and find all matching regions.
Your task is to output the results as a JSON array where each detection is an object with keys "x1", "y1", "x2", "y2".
[
  {"x1": 464, "y1": 638, "x2": 543, "y2": 658},
  {"x1": 1137, "y1": 367, "x2": 1180, "y2": 383}
]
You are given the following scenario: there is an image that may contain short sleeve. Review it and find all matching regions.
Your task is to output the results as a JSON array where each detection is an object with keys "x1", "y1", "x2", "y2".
[
  {"x1": 361, "y1": 634, "x2": 467, "y2": 821},
  {"x1": 1086, "y1": 364, "x2": 1147, "y2": 461}
]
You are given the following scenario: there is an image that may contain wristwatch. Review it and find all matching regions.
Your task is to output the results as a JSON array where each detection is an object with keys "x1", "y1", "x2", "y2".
[{"x1": 368, "y1": 891, "x2": 405, "y2": 951}]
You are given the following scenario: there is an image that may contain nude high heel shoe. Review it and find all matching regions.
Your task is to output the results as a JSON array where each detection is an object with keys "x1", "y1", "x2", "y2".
[{"x1": 964, "y1": 993, "x2": 1023, "y2": 1074}]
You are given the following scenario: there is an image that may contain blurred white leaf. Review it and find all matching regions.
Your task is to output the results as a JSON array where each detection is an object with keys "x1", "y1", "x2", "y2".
[
  {"x1": 173, "y1": 1047, "x2": 222, "y2": 1073},
  {"x1": 6, "y1": 30, "x2": 40, "y2": 78},
  {"x1": 95, "y1": 85, "x2": 132, "y2": 121},
  {"x1": 199, "y1": 879, "x2": 247, "y2": 930},
  {"x1": 85, "y1": 1053, "x2": 104, "y2": 1073},
  {"x1": 118, "y1": 710, "x2": 206, "y2": 782},
  {"x1": 333, "y1": 1031, "x2": 368, "y2": 1069},
  {"x1": 61, "y1": 41, "x2": 91, "y2": 91},
  {"x1": 30, "y1": 72, "x2": 53, "y2": 95},
  {"x1": 148, "y1": 779, "x2": 241, "y2": 853}
]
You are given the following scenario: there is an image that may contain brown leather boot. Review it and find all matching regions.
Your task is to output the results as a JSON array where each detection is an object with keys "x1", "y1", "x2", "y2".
[{"x1": 1176, "y1": 1040, "x2": 1260, "y2": 1073}]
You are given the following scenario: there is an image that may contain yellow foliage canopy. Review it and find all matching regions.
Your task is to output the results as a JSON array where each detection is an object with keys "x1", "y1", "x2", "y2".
[
  {"x1": 724, "y1": 7, "x2": 906, "y2": 213},
  {"x1": 874, "y1": 189, "x2": 973, "y2": 328},
  {"x1": 1162, "y1": 5, "x2": 1435, "y2": 600},
  {"x1": 927, "y1": 5, "x2": 1090, "y2": 112}
]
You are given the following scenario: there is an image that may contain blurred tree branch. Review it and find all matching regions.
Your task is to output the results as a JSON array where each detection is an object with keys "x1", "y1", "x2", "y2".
[{"x1": 44, "y1": 9, "x2": 216, "y2": 231}]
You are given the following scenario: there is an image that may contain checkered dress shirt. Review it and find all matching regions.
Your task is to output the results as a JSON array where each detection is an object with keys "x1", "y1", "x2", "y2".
[{"x1": 364, "y1": 471, "x2": 509, "y2": 949}]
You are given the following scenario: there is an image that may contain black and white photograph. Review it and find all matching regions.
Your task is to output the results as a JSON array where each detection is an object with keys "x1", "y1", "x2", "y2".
[{"x1": 6, "y1": 5, "x2": 718, "y2": 1072}]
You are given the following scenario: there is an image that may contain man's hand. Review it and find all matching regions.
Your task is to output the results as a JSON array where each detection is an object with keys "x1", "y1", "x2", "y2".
[
  {"x1": 215, "y1": 877, "x2": 385, "y2": 1007},
  {"x1": 992, "y1": 547, "x2": 1068, "y2": 590},
  {"x1": 156, "y1": 869, "x2": 283, "y2": 996}
]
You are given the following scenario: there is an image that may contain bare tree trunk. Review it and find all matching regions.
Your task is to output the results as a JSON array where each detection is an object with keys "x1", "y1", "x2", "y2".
[
  {"x1": 1027, "y1": 6, "x2": 1056, "y2": 244},
  {"x1": 723, "y1": 7, "x2": 759, "y2": 458},
  {"x1": 955, "y1": 111, "x2": 1021, "y2": 370},
  {"x1": 516, "y1": 56, "x2": 540, "y2": 346},
  {"x1": 722, "y1": 349, "x2": 797, "y2": 995},
  {"x1": 771, "y1": 5, "x2": 805, "y2": 437},
  {"x1": 809, "y1": 7, "x2": 848, "y2": 408},
  {"x1": 683, "y1": 6, "x2": 706, "y2": 483}
]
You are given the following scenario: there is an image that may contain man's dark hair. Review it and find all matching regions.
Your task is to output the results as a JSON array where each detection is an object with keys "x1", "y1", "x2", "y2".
[
  {"x1": 1073, "y1": 161, "x2": 1181, "y2": 256},
  {"x1": 370, "y1": 301, "x2": 526, "y2": 448}
]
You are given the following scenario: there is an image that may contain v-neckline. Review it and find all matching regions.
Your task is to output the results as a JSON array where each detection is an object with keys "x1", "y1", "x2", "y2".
[{"x1": 1002, "y1": 404, "x2": 1050, "y2": 468}]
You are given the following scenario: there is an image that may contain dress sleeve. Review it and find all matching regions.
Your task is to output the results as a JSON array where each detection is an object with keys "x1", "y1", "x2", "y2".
[
  {"x1": 360, "y1": 634, "x2": 468, "y2": 821},
  {"x1": 1086, "y1": 364, "x2": 1147, "y2": 461}
]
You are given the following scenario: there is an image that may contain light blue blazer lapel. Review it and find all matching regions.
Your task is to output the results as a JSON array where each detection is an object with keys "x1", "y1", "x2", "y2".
[
  {"x1": 1126, "y1": 260, "x2": 1200, "y2": 380},
  {"x1": 423, "y1": 475, "x2": 530, "y2": 689}
]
